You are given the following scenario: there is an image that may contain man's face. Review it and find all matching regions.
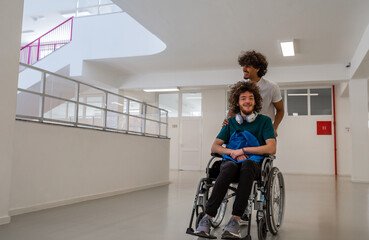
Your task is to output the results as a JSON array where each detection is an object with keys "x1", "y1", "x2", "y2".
[
  {"x1": 243, "y1": 65, "x2": 259, "y2": 80},
  {"x1": 238, "y1": 91, "x2": 255, "y2": 115}
]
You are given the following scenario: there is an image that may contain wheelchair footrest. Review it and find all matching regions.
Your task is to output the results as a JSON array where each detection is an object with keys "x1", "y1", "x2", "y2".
[
  {"x1": 186, "y1": 228, "x2": 217, "y2": 239},
  {"x1": 241, "y1": 234, "x2": 252, "y2": 240}
]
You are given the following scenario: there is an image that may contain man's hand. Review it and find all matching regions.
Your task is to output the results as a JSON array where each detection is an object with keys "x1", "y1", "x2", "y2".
[
  {"x1": 236, "y1": 155, "x2": 248, "y2": 162},
  {"x1": 222, "y1": 118, "x2": 229, "y2": 127},
  {"x1": 230, "y1": 149, "x2": 244, "y2": 159}
]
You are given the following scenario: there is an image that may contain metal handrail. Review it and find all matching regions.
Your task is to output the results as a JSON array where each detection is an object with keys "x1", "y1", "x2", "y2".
[
  {"x1": 20, "y1": 17, "x2": 74, "y2": 68},
  {"x1": 17, "y1": 63, "x2": 169, "y2": 138}
]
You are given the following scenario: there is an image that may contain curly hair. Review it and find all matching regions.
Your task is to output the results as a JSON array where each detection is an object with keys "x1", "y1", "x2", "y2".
[
  {"x1": 228, "y1": 81, "x2": 263, "y2": 114},
  {"x1": 238, "y1": 50, "x2": 268, "y2": 77}
]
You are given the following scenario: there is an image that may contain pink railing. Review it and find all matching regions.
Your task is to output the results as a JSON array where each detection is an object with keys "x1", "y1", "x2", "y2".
[{"x1": 20, "y1": 17, "x2": 74, "y2": 71}]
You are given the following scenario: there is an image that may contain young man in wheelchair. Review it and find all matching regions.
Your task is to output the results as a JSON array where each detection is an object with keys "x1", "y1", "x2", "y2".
[{"x1": 194, "y1": 81, "x2": 276, "y2": 239}]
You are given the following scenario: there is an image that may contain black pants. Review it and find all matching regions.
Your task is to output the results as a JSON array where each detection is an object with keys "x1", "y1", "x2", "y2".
[{"x1": 205, "y1": 160, "x2": 261, "y2": 217}]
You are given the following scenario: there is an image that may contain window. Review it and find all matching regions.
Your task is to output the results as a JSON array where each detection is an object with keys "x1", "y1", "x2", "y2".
[
  {"x1": 287, "y1": 89, "x2": 308, "y2": 116},
  {"x1": 76, "y1": 0, "x2": 122, "y2": 17},
  {"x1": 283, "y1": 87, "x2": 332, "y2": 116},
  {"x1": 159, "y1": 93, "x2": 179, "y2": 117},
  {"x1": 310, "y1": 89, "x2": 332, "y2": 115},
  {"x1": 182, "y1": 93, "x2": 202, "y2": 117},
  {"x1": 86, "y1": 96, "x2": 103, "y2": 118}
]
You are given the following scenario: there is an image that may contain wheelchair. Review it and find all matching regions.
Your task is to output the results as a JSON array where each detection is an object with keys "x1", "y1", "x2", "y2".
[{"x1": 186, "y1": 153, "x2": 285, "y2": 240}]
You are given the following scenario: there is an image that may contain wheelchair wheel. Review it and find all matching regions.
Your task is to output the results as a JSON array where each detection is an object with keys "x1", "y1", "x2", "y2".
[
  {"x1": 257, "y1": 215, "x2": 267, "y2": 240},
  {"x1": 204, "y1": 186, "x2": 227, "y2": 228},
  {"x1": 265, "y1": 167, "x2": 285, "y2": 235},
  {"x1": 211, "y1": 200, "x2": 227, "y2": 228}
]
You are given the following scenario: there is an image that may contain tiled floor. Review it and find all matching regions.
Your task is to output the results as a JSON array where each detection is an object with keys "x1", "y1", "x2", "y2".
[{"x1": 0, "y1": 170, "x2": 368, "y2": 240}]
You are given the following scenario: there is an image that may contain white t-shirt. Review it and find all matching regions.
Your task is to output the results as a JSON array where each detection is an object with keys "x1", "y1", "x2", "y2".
[{"x1": 243, "y1": 78, "x2": 282, "y2": 121}]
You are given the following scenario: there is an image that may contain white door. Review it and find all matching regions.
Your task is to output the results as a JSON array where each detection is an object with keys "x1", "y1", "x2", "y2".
[{"x1": 179, "y1": 117, "x2": 202, "y2": 170}]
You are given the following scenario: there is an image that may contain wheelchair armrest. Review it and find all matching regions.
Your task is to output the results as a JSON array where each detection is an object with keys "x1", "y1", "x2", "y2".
[
  {"x1": 211, "y1": 153, "x2": 223, "y2": 158},
  {"x1": 264, "y1": 154, "x2": 276, "y2": 160}
]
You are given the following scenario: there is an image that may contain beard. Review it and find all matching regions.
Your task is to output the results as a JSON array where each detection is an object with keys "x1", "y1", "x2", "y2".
[{"x1": 240, "y1": 107, "x2": 254, "y2": 116}]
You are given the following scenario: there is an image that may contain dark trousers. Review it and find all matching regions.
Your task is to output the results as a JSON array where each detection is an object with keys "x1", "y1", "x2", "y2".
[{"x1": 205, "y1": 160, "x2": 261, "y2": 217}]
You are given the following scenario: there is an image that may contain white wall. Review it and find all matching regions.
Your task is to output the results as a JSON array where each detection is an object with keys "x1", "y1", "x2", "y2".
[
  {"x1": 168, "y1": 118, "x2": 180, "y2": 169},
  {"x1": 10, "y1": 121, "x2": 170, "y2": 215},
  {"x1": 201, "y1": 88, "x2": 227, "y2": 168},
  {"x1": 335, "y1": 84, "x2": 352, "y2": 176},
  {"x1": 349, "y1": 79, "x2": 369, "y2": 182},
  {"x1": 120, "y1": 64, "x2": 349, "y2": 89},
  {"x1": 0, "y1": 0, "x2": 24, "y2": 225},
  {"x1": 277, "y1": 115, "x2": 335, "y2": 175},
  {"x1": 118, "y1": 89, "x2": 157, "y2": 105}
]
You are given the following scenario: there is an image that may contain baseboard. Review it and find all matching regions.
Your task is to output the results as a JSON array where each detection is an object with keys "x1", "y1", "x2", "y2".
[
  {"x1": 338, "y1": 174, "x2": 351, "y2": 177},
  {"x1": 351, "y1": 178, "x2": 369, "y2": 183},
  {"x1": 0, "y1": 215, "x2": 11, "y2": 225},
  {"x1": 282, "y1": 172, "x2": 335, "y2": 176},
  {"x1": 9, "y1": 181, "x2": 170, "y2": 217}
]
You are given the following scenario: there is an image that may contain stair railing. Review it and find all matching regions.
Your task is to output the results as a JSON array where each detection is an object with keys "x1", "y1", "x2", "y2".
[{"x1": 19, "y1": 17, "x2": 74, "y2": 71}]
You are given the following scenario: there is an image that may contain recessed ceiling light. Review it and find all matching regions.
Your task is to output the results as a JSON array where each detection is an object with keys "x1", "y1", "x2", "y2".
[
  {"x1": 280, "y1": 41, "x2": 295, "y2": 57},
  {"x1": 22, "y1": 30, "x2": 35, "y2": 34},
  {"x1": 143, "y1": 88, "x2": 179, "y2": 92},
  {"x1": 61, "y1": 12, "x2": 76, "y2": 18},
  {"x1": 31, "y1": 16, "x2": 45, "y2": 21},
  {"x1": 287, "y1": 93, "x2": 318, "y2": 96},
  {"x1": 77, "y1": 11, "x2": 91, "y2": 17},
  {"x1": 63, "y1": 11, "x2": 91, "y2": 18}
]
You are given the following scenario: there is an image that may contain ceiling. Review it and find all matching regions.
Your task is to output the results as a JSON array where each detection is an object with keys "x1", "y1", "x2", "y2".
[
  {"x1": 21, "y1": 0, "x2": 76, "y2": 45},
  {"x1": 100, "y1": 0, "x2": 369, "y2": 76},
  {"x1": 22, "y1": 0, "x2": 369, "y2": 80}
]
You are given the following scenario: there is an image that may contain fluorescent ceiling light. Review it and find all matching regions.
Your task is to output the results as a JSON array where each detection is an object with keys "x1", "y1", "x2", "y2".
[
  {"x1": 32, "y1": 16, "x2": 45, "y2": 21},
  {"x1": 62, "y1": 11, "x2": 91, "y2": 18},
  {"x1": 185, "y1": 96, "x2": 202, "y2": 100},
  {"x1": 280, "y1": 41, "x2": 295, "y2": 56},
  {"x1": 22, "y1": 30, "x2": 36, "y2": 35},
  {"x1": 77, "y1": 11, "x2": 92, "y2": 17},
  {"x1": 143, "y1": 88, "x2": 179, "y2": 92},
  {"x1": 287, "y1": 93, "x2": 318, "y2": 96},
  {"x1": 61, "y1": 12, "x2": 76, "y2": 18},
  {"x1": 111, "y1": 101, "x2": 123, "y2": 106}
]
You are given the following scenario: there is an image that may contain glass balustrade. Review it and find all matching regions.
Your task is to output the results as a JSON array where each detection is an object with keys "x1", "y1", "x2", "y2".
[{"x1": 17, "y1": 63, "x2": 168, "y2": 138}]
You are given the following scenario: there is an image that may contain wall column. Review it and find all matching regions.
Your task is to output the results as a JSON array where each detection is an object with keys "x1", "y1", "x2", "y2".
[
  {"x1": 349, "y1": 78, "x2": 369, "y2": 182},
  {"x1": 0, "y1": 0, "x2": 24, "y2": 225}
]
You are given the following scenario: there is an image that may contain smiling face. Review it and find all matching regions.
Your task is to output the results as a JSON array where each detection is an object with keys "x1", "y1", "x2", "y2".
[
  {"x1": 242, "y1": 65, "x2": 260, "y2": 81},
  {"x1": 238, "y1": 91, "x2": 255, "y2": 115}
]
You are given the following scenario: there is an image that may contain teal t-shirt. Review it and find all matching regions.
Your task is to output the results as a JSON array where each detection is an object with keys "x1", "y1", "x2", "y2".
[{"x1": 216, "y1": 114, "x2": 275, "y2": 146}]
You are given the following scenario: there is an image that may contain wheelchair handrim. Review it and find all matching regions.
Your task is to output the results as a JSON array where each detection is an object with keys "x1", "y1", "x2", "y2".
[{"x1": 266, "y1": 168, "x2": 285, "y2": 234}]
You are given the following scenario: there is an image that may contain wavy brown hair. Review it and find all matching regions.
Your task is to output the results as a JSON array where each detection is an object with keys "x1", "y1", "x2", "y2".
[
  {"x1": 228, "y1": 81, "x2": 263, "y2": 114},
  {"x1": 238, "y1": 50, "x2": 268, "y2": 77}
]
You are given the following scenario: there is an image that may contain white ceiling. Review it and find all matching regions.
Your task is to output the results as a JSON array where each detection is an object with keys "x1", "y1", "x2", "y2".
[
  {"x1": 21, "y1": 0, "x2": 77, "y2": 45},
  {"x1": 101, "y1": 0, "x2": 369, "y2": 76},
  {"x1": 22, "y1": 0, "x2": 369, "y2": 80}
]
